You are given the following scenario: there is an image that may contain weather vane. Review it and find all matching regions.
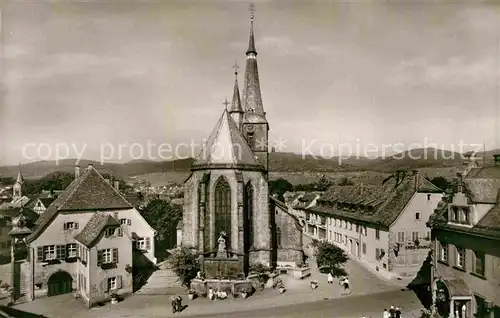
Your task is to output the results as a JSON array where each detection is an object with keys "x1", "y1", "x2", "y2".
[{"x1": 249, "y1": 2, "x2": 255, "y2": 20}]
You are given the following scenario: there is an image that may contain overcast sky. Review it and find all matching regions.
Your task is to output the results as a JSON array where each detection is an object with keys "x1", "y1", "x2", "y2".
[{"x1": 1, "y1": 1, "x2": 499, "y2": 165}]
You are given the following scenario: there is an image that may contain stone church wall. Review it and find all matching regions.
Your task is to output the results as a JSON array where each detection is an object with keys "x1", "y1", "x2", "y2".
[
  {"x1": 182, "y1": 172, "x2": 198, "y2": 250},
  {"x1": 274, "y1": 204, "x2": 303, "y2": 267}
]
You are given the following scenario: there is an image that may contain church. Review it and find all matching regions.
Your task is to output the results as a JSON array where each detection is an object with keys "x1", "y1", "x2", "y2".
[{"x1": 181, "y1": 10, "x2": 303, "y2": 279}]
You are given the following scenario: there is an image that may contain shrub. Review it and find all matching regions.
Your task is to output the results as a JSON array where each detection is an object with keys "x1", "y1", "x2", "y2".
[
  {"x1": 167, "y1": 247, "x2": 200, "y2": 287},
  {"x1": 314, "y1": 241, "x2": 348, "y2": 278}
]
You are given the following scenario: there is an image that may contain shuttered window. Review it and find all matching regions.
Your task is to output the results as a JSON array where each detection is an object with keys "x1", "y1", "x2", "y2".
[{"x1": 97, "y1": 248, "x2": 118, "y2": 266}]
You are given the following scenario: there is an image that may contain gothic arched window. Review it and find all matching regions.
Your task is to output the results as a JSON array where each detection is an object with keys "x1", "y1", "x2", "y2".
[
  {"x1": 214, "y1": 177, "x2": 231, "y2": 250},
  {"x1": 244, "y1": 181, "x2": 254, "y2": 251}
]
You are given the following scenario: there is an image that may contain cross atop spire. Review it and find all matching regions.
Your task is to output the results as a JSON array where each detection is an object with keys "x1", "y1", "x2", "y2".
[
  {"x1": 233, "y1": 61, "x2": 240, "y2": 76},
  {"x1": 249, "y1": 2, "x2": 255, "y2": 21},
  {"x1": 223, "y1": 98, "x2": 230, "y2": 110}
]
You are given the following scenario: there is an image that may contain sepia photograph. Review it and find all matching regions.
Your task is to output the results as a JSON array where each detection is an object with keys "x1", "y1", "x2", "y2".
[{"x1": 0, "y1": 1, "x2": 499, "y2": 317}]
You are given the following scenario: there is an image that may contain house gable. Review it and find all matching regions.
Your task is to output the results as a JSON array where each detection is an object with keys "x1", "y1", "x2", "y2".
[{"x1": 27, "y1": 166, "x2": 133, "y2": 243}]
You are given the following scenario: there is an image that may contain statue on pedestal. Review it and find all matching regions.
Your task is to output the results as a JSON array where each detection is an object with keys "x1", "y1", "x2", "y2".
[{"x1": 217, "y1": 231, "x2": 227, "y2": 257}]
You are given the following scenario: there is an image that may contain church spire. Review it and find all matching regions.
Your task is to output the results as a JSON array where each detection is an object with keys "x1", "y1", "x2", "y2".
[
  {"x1": 246, "y1": 3, "x2": 257, "y2": 56},
  {"x1": 13, "y1": 163, "x2": 24, "y2": 199},
  {"x1": 242, "y1": 3, "x2": 266, "y2": 120},
  {"x1": 16, "y1": 163, "x2": 24, "y2": 185},
  {"x1": 229, "y1": 62, "x2": 244, "y2": 128},
  {"x1": 241, "y1": 3, "x2": 269, "y2": 173}
]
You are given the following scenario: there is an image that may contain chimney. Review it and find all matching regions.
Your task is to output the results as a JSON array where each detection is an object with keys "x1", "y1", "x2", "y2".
[
  {"x1": 360, "y1": 183, "x2": 364, "y2": 195},
  {"x1": 494, "y1": 154, "x2": 500, "y2": 166},
  {"x1": 456, "y1": 173, "x2": 463, "y2": 193},
  {"x1": 114, "y1": 180, "x2": 120, "y2": 191},
  {"x1": 74, "y1": 165, "x2": 80, "y2": 179}
]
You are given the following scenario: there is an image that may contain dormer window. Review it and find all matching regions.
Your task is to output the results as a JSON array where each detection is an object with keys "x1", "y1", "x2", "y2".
[
  {"x1": 104, "y1": 227, "x2": 122, "y2": 238},
  {"x1": 450, "y1": 206, "x2": 471, "y2": 225}
]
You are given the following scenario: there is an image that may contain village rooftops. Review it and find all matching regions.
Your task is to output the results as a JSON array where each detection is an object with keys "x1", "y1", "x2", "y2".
[{"x1": 299, "y1": 171, "x2": 442, "y2": 228}]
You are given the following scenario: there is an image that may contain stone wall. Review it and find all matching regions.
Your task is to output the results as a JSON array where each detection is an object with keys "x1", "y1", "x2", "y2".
[{"x1": 273, "y1": 200, "x2": 303, "y2": 266}]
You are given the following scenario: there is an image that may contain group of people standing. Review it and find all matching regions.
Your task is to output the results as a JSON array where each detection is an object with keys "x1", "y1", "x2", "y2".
[{"x1": 383, "y1": 306, "x2": 402, "y2": 318}]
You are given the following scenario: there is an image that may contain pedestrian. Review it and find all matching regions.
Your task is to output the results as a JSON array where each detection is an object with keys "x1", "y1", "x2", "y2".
[
  {"x1": 395, "y1": 307, "x2": 401, "y2": 318},
  {"x1": 383, "y1": 308, "x2": 389, "y2": 318},
  {"x1": 176, "y1": 296, "x2": 183, "y2": 312},
  {"x1": 328, "y1": 272, "x2": 334, "y2": 284},
  {"x1": 343, "y1": 277, "x2": 350, "y2": 294},
  {"x1": 208, "y1": 287, "x2": 214, "y2": 301},
  {"x1": 171, "y1": 296, "x2": 179, "y2": 313},
  {"x1": 389, "y1": 305, "x2": 395, "y2": 318}
]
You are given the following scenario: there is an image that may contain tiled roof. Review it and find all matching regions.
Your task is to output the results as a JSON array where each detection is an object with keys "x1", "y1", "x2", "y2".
[
  {"x1": 74, "y1": 213, "x2": 120, "y2": 247},
  {"x1": 305, "y1": 173, "x2": 442, "y2": 228},
  {"x1": 466, "y1": 165, "x2": 500, "y2": 179},
  {"x1": 27, "y1": 165, "x2": 132, "y2": 243},
  {"x1": 192, "y1": 110, "x2": 260, "y2": 169},
  {"x1": 475, "y1": 193, "x2": 500, "y2": 232},
  {"x1": 463, "y1": 178, "x2": 500, "y2": 204}
]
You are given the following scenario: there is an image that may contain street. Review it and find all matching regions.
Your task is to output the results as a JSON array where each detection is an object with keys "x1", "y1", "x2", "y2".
[
  {"x1": 187, "y1": 289, "x2": 422, "y2": 318},
  {"x1": 12, "y1": 234, "x2": 424, "y2": 318}
]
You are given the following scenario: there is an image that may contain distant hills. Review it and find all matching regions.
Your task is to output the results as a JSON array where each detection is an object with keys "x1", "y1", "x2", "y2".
[{"x1": 0, "y1": 148, "x2": 498, "y2": 180}]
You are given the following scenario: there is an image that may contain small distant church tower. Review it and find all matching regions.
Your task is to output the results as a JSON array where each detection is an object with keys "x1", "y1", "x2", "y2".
[
  {"x1": 240, "y1": 7, "x2": 269, "y2": 174},
  {"x1": 13, "y1": 165, "x2": 24, "y2": 200}
]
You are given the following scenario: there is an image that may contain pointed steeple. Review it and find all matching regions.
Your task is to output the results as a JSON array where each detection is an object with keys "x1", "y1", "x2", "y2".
[
  {"x1": 192, "y1": 109, "x2": 262, "y2": 170},
  {"x1": 229, "y1": 62, "x2": 244, "y2": 129},
  {"x1": 230, "y1": 62, "x2": 243, "y2": 113},
  {"x1": 16, "y1": 163, "x2": 24, "y2": 184},
  {"x1": 242, "y1": 4, "x2": 267, "y2": 123},
  {"x1": 246, "y1": 5, "x2": 257, "y2": 56}
]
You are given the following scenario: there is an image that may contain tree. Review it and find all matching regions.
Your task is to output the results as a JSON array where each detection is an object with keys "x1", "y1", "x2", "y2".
[
  {"x1": 23, "y1": 171, "x2": 74, "y2": 195},
  {"x1": 139, "y1": 199, "x2": 182, "y2": 251},
  {"x1": 0, "y1": 177, "x2": 15, "y2": 186},
  {"x1": 314, "y1": 241, "x2": 348, "y2": 278},
  {"x1": 338, "y1": 177, "x2": 354, "y2": 186},
  {"x1": 168, "y1": 247, "x2": 200, "y2": 287},
  {"x1": 429, "y1": 177, "x2": 451, "y2": 191},
  {"x1": 269, "y1": 178, "x2": 294, "y2": 201},
  {"x1": 294, "y1": 175, "x2": 333, "y2": 192}
]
